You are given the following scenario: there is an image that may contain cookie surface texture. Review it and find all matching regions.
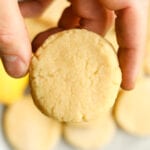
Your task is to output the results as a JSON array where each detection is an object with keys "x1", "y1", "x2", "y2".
[
  {"x1": 3, "y1": 96, "x2": 61, "y2": 150},
  {"x1": 114, "y1": 77, "x2": 150, "y2": 136},
  {"x1": 30, "y1": 29, "x2": 121, "y2": 122}
]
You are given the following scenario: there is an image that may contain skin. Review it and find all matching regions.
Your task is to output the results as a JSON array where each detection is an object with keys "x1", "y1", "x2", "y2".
[{"x1": 0, "y1": 0, "x2": 149, "y2": 90}]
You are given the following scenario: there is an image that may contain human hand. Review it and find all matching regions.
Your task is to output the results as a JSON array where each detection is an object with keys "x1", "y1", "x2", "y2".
[
  {"x1": 0, "y1": 0, "x2": 52, "y2": 77},
  {"x1": 33, "y1": 0, "x2": 149, "y2": 90}
]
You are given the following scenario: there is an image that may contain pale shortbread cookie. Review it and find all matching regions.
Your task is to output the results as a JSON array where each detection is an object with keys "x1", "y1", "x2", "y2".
[
  {"x1": 30, "y1": 29, "x2": 121, "y2": 122},
  {"x1": 114, "y1": 77, "x2": 150, "y2": 136},
  {"x1": 63, "y1": 114, "x2": 116, "y2": 150},
  {"x1": 3, "y1": 96, "x2": 61, "y2": 150}
]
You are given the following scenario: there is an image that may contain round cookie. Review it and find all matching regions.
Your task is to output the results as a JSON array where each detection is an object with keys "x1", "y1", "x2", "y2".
[
  {"x1": 3, "y1": 96, "x2": 61, "y2": 150},
  {"x1": 63, "y1": 114, "x2": 116, "y2": 150},
  {"x1": 114, "y1": 77, "x2": 150, "y2": 136},
  {"x1": 30, "y1": 29, "x2": 121, "y2": 122}
]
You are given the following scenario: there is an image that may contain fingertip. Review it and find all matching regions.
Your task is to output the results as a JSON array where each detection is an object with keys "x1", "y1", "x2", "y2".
[
  {"x1": 118, "y1": 48, "x2": 140, "y2": 91},
  {"x1": 1, "y1": 55, "x2": 29, "y2": 78},
  {"x1": 119, "y1": 63, "x2": 136, "y2": 90},
  {"x1": 121, "y1": 80, "x2": 135, "y2": 90}
]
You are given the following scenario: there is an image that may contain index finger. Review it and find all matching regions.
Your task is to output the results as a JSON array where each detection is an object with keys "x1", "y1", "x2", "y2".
[
  {"x1": 100, "y1": 0, "x2": 149, "y2": 90},
  {"x1": 117, "y1": 2, "x2": 149, "y2": 89}
]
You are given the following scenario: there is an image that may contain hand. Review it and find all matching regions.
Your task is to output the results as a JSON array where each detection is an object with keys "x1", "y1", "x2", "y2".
[
  {"x1": 33, "y1": 0, "x2": 149, "y2": 90},
  {"x1": 0, "y1": 0, "x2": 52, "y2": 77}
]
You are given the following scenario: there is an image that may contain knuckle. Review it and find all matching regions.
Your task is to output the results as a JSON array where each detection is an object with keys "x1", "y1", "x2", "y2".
[{"x1": 0, "y1": 31, "x2": 14, "y2": 47}]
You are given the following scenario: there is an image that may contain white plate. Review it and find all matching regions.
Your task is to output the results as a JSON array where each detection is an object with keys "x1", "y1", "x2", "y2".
[{"x1": 1, "y1": 104, "x2": 150, "y2": 150}]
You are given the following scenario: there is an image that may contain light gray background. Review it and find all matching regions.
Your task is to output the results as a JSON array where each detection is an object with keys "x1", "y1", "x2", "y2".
[{"x1": 1, "y1": 104, "x2": 150, "y2": 150}]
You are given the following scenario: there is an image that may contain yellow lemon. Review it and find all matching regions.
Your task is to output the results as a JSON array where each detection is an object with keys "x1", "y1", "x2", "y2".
[{"x1": 0, "y1": 60, "x2": 28, "y2": 105}]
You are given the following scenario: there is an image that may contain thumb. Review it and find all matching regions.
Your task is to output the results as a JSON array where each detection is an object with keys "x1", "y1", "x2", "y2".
[{"x1": 0, "y1": 0, "x2": 31, "y2": 77}]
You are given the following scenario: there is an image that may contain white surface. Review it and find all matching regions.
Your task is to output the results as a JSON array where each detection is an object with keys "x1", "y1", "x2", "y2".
[{"x1": 1, "y1": 104, "x2": 150, "y2": 150}]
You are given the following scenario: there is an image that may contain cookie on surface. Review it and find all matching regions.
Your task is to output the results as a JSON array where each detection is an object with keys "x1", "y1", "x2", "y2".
[
  {"x1": 3, "y1": 96, "x2": 61, "y2": 150},
  {"x1": 30, "y1": 29, "x2": 121, "y2": 122},
  {"x1": 63, "y1": 113, "x2": 116, "y2": 150},
  {"x1": 114, "y1": 77, "x2": 150, "y2": 136}
]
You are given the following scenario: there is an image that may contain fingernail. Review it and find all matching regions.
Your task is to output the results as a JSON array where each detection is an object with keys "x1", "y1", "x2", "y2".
[
  {"x1": 121, "y1": 80, "x2": 135, "y2": 90},
  {"x1": 1, "y1": 55, "x2": 28, "y2": 77}
]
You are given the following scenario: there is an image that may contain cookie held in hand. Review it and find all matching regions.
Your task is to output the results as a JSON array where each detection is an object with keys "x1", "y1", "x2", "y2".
[
  {"x1": 30, "y1": 29, "x2": 121, "y2": 122},
  {"x1": 3, "y1": 96, "x2": 61, "y2": 150}
]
